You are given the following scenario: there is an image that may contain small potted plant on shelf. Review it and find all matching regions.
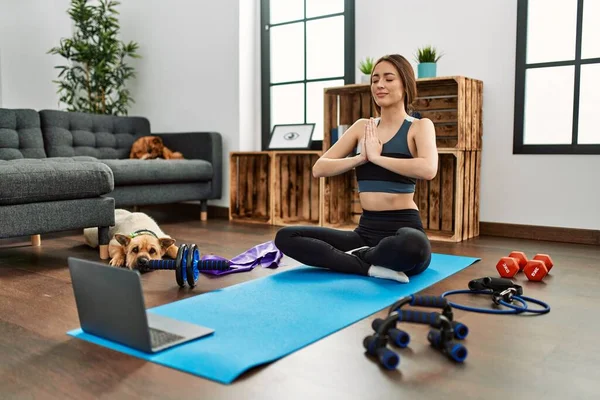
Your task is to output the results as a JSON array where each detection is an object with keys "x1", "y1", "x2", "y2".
[
  {"x1": 358, "y1": 56, "x2": 374, "y2": 84},
  {"x1": 414, "y1": 45, "x2": 443, "y2": 78}
]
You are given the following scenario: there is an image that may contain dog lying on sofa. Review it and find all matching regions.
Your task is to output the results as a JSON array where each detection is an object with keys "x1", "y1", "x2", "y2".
[{"x1": 129, "y1": 136, "x2": 184, "y2": 160}]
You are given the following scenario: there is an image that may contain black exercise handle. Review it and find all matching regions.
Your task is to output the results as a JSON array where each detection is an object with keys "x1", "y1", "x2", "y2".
[
  {"x1": 143, "y1": 258, "x2": 231, "y2": 271},
  {"x1": 468, "y1": 277, "x2": 523, "y2": 295},
  {"x1": 410, "y1": 295, "x2": 448, "y2": 308},
  {"x1": 396, "y1": 310, "x2": 441, "y2": 327},
  {"x1": 197, "y1": 259, "x2": 231, "y2": 271},
  {"x1": 144, "y1": 259, "x2": 176, "y2": 270}
]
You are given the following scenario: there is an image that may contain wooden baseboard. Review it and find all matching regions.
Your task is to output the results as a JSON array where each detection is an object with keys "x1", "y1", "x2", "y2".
[{"x1": 480, "y1": 222, "x2": 600, "y2": 246}]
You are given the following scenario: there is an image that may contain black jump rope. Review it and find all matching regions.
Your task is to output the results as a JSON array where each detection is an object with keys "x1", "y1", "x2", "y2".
[{"x1": 363, "y1": 276, "x2": 550, "y2": 370}]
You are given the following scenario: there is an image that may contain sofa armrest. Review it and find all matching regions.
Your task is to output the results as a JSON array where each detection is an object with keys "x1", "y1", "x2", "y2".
[{"x1": 153, "y1": 132, "x2": 223, "y2": 200}]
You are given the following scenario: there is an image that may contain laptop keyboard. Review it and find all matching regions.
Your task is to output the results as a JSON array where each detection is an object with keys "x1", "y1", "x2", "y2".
[{"x1": 149, "y1": 327, "x2": 185, "y2": 348}]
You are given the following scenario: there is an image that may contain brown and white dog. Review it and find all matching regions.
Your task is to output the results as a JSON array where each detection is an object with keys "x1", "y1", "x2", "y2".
[
  {"x1": 129, "y1": 135, "x2": 184, "y2": 160},
  {"x1": 84, "y1": 209, "x2": 179, "y2": 269}
]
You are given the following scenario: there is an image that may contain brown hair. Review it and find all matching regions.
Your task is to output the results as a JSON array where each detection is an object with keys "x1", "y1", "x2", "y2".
[{"x1": 370, "y1": 54, "x2": 417, "y2": 115}]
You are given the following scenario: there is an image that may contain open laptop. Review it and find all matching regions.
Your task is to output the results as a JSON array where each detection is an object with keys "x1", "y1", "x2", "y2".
[{"x1": 68, "y1": 257, "x2": 214, "y2": 353}]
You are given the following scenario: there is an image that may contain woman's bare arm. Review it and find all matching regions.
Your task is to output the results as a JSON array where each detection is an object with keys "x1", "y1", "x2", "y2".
[
  {"x1": 368, "y1": 118, "x2": 438, "y2": 180},
  {"x1": 312, "y1": 119, "x2": 368, "y2": 178}
]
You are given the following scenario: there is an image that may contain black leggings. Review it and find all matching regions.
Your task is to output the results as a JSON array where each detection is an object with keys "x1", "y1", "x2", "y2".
[{"x1": 274, "y1": 209, "x2": 432, "y2": 277}]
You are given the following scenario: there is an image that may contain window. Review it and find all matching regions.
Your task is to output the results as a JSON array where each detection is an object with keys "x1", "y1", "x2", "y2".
[
  {"x1": 514, "y1": 0, "x2": 600, "y2": 154},
  {"x1": 260, "y1": 0, "x2": 355, "y2": 150}
]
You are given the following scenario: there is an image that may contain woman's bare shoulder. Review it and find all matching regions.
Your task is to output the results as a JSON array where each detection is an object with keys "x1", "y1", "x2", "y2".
[
  {"x1": 411, "y1": 117, "x2": 435, "y2": 129},
  {"x1": 352, "y1": 118, "x2": 371, "y2": 127},
  {"x1": 344, "y1": 118, "x2": 370, "y2": 136}
]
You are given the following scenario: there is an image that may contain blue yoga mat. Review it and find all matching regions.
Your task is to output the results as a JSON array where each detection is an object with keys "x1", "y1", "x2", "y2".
[{"x1": 68, "y1": 253, "x2": 479, "y2": 384}]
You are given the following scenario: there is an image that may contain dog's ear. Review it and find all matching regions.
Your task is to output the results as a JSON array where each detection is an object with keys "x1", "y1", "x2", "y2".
[
  {"x1": 159, "y1": 237, "x2": 175, "y2": 249},
  {"x1": 115, "y1": 234, "x2": 131, "y2": 247}
]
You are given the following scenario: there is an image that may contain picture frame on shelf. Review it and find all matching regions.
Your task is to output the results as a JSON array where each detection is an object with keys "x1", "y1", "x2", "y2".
[{"x1": 267, "y1": 123, "x2": 315, "y2": 150}]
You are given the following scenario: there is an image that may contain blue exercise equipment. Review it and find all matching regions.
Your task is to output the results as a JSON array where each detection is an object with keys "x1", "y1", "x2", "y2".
[{"x1": 138, "y1": 244, "x2": 231, "y2": 287}]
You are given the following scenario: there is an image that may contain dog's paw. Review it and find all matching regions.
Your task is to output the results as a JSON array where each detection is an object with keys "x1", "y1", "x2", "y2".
[{"x1": 109, "y1": 256, "x2": 125, "y2": 268}]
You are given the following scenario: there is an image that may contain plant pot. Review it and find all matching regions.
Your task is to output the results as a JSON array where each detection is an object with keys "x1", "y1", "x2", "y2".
[
  {"x1": 361, "y1": 74, "x2": 371, "y2": 84},
  {"x1": 418, "y1": 62, "x2": 437, "y2": 78}
]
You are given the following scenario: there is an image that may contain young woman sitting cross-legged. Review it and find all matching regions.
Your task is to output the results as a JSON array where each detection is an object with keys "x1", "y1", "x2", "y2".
[{"x1": 274, "y1": 54, "x2": 438, "y2": 283}]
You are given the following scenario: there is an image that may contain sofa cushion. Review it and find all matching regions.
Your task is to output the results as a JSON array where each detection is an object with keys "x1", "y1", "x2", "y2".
[
  {"x1": 0, "y1": 109, "x2": 47, "y2": 160},
  {"x1": 0, "y1": 158, "x2": 114, "y2": 206},
  {"x1": 100, "y1": 159, "x2": 213, "y2": 185},
  {"x1": 39, "y1": 109, "x2": 151, "y2": 159}
]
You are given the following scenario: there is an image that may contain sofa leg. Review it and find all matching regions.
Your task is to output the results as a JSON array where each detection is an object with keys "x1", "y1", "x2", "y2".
[
  {"x1": 200, "y1": 199, "x2": 207, "y2": 222},
  {"x1": 98, "y1": 226, "x2": 110, "y2": 260},
  {"x1": 100, "y1": 245, "x2": 109, "y2": 260},
  {"x1": 31, "y1": 234, "x2": 41, "y2": 247}
]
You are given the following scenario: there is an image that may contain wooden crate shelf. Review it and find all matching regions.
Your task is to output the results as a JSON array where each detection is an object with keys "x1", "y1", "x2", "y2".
[
  {"x1": 229, "y1": 151, "x2": 322, "y2": 227},
  {"x1": 321, "y1": 149, "x2": 481, "y2": 242},
  {"x1": 229, "y1": 152, "x2": 272, "y2": 224},
  {"x1": 414, "y1": 149, "x2": 481, "y2": 242},
  {"x1": 229, "y1": 77, "x2": 482, "y2": 242},
  {"x1": 321, "y1": 77, "x2": 483, "y2": 241},
  {"x1": 273, "y1": 151, "x2": 321, "y2": 226},
  {"x1": 321, "y1": 172, "x2": 353, "y2": 229},
  {"x1": 323, "y1": 76, "x2": 483, "y2": 151}
]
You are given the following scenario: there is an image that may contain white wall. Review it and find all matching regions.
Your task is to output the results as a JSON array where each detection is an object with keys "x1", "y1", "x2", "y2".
[
  {"x1": 0, "y1": 0, "x2": 240, "y2": 208},
  {"x1": 239, "y1": 0, "x2": 263, "y2": 151},
  {"x1": 118, "y1": 0, "x2": 240, "y2": 208},
  {"x1": 0, "y1": 0, "x2": 72, "y2": 109},
  {"x1": 0, "y1": 48, "x2": 3, "y2": 107},
  {"x1": 355, "y1": 0, "x2": 600, "y2": 230}
]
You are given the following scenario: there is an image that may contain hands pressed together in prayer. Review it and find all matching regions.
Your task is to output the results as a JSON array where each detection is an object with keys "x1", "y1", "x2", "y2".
[{"x1": 357, "y1": 118, "x2": 382, "y2": 164}]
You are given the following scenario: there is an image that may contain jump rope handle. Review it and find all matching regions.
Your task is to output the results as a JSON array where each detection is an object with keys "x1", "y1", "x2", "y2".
[{"x1": 468, "y1": 276, "x2": 523, "y2": 295}]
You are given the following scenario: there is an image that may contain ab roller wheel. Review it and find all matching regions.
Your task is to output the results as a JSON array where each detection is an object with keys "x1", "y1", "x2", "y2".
[{"x1": 138, "y1": 243, "x2": 231, "y2": 287}]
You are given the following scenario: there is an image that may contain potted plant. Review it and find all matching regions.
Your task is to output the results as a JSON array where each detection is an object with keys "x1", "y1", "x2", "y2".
[
  {"x1": 414, "y1": 45, "x2": 443, "y2": 78},
  {"x1": 358, "y1": 57, "x2": 374, "y2": 84},
  {"x1": 48, "y1": 0, "x2": 140, "y2": 115}
]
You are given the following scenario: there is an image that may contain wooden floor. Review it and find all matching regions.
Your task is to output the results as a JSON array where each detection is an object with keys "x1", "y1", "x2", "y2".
[{"x1": 1, "y1": 207, "x2": 599, "y2": 400}]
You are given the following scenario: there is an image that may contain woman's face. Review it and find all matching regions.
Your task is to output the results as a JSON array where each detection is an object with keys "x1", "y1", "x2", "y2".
[{"x1": 371, "y1": 60, "x2": 405, "y2": 110}]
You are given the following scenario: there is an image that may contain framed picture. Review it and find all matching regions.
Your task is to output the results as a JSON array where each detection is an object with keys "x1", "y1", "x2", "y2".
[{"x1": 267, "y1": 123, "x2": 315, "y2": 150}]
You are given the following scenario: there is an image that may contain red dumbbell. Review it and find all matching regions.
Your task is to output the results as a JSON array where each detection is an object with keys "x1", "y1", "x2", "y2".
[
  {"x1": 523, "y1": 254, "x2": 554, "y2": 282},
  {"x1": 508, "y1": 251, "x2": 528, "y2": 271},
  {"x1": 495, "y1": 251, "x2": 528, "y2": 278},
  {"x1": 533, "y1": 254, "x2": 553, "y2": 271}
]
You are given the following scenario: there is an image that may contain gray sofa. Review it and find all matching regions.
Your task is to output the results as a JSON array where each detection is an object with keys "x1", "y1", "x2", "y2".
[{"x1": 0, "y1": 108, "x2": 222, "y2": 258}]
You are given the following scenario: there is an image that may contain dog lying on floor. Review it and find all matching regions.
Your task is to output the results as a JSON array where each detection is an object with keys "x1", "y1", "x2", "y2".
[
  {"x1": 84, "y1": 209, "x2": 179, "y2": 269},
  {"x1": 129, "y1": 135, "x2": 184, "y2": 160}
]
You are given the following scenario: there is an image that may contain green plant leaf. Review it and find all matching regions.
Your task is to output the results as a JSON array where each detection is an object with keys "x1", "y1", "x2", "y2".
[
  {"x1": 414, "y1": 45, "x2": 444, "y2": 63},
  {"x1": 48, "y1": 0, "x2": 140, "y2": 115},
  {"x1": 358, "y1": 56, "x2": 374, "y2": 75}
]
